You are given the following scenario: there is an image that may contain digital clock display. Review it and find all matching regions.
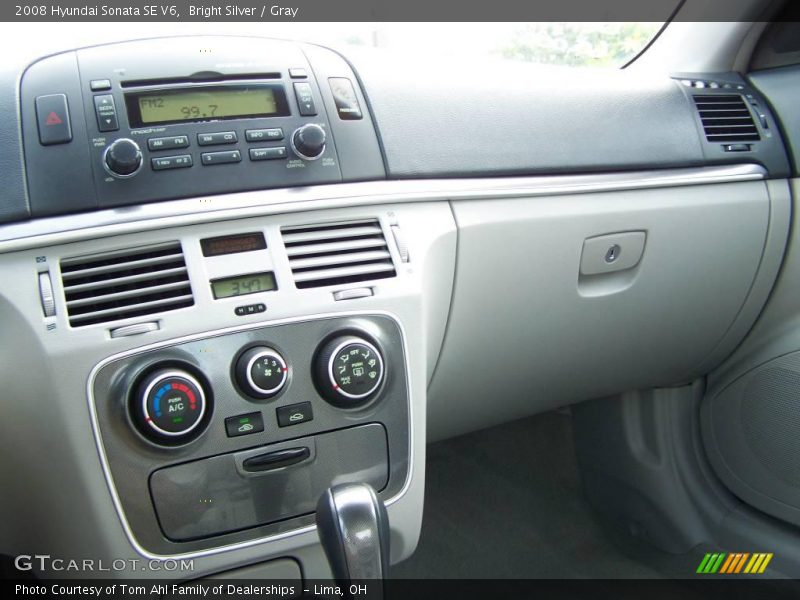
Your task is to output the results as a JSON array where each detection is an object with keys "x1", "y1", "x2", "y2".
[
  {"x1": 126, "y1": 85, "x2": 290, "y2": 126},
  {"x1": 200, "y1": 232, "x2": 267, "y2": 257},
  {"x1": 210, "y1": 272, "x2": 277, "y2": 299}
]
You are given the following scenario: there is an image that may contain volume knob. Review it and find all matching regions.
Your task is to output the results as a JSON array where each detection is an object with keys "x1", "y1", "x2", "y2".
[
  {"x1": 103, "y1": 138, "x2": 143, "y2": 178},
  {"x1": 291, "y1": 124, "x2": 326, "y2": 160}
]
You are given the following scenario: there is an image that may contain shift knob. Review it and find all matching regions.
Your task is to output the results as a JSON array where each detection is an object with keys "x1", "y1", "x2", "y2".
[{"x1": 316, "y1": 483, "x2": 390, "y2": 588}]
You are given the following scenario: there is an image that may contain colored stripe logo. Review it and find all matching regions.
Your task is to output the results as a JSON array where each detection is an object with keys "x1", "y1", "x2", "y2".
[{"x1": 696, "y1": 552, "x2": 773, "y2": 574}]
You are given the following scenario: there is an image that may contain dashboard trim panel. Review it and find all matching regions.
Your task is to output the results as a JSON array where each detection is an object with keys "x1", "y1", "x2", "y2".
[{"x1": 0, "y1": 164, "x2": 766, "y2": 253}]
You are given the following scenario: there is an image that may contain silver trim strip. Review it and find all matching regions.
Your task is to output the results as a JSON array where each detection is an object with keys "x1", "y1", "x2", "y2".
[
  {"x1": 0, "y1": 165, "x2": 766, "y2": 253},
  {"x1": 86, "y1": 309, "x2": 413, "y2": 561}
]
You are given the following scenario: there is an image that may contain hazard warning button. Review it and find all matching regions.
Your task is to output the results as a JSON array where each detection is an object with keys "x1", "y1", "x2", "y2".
[{"x1": 35, "y1": 94, "x2": 72, "y2": 145}]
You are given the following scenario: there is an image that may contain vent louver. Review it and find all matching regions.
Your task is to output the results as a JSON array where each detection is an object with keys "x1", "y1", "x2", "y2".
[
  {"x1": 60, "y1": 241, "x2": 194, "y2": 327},
  {"x1": 693, "y1": 94, "x2": 760, "y2": 142},
  {"x1": 281, "y1": 219, "x2": 396, "y2": 289}
]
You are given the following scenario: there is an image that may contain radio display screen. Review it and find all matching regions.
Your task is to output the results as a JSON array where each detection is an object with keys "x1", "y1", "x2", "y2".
[
  {"x1": 125, "y1": 85, "x2": 290, "y2": 126},
  {"x1": 210, "y1": 272, "x2": 277, "y2": 299}
]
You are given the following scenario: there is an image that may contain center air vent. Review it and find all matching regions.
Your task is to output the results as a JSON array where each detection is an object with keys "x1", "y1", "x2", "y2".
[
  {"x1": 693, "y1": 94, "x2": 760, "y2": 142},
  {"x1": 282, "y1": 219, "x2": 396, "y2": 289},
  {"x1": 60, "y1": 241, "x2": 194, "y2": 327}
]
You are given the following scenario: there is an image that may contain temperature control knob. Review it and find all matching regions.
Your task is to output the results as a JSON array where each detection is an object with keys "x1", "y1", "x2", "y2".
[
  {"x1": 291, "y1": 124, "x2": 326, "y2": 160},
  {"x1": 103, "y1": 138, "x2": 143, "y2": 178},
  {"x1": 235, "y1": 347, "x2": 289, "y2": 399},
  {"x1": 314, "y1": 336, "x2": 385, "y2": 407},
  {"x1": 132, "y1": 369, "x2": 208, "y2": 444}
]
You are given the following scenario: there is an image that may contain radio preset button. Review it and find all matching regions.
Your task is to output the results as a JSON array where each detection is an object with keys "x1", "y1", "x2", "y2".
[
  {"x1": 245, "y1": 128, "x2": 284, "y2": 142},
  {"x1": 148, "y1": 135, "x2": 190, "y2": 151},
  {"x1": 93, "y1": 94, "x2": 119, "y2": 132},
  {"x1": 249, "y1": 147, "x2": 287, "y2": 161},
  {"x1": 197, "y1": 131, "x2": 238, "y2": 146},
  {"x1": 201, "y1": 150, "x2": 242, "y2": 165},
  {"x1": 293, "y1": 82, "x2": 317, "y2": 116},
  {"x1": 151, "y1": 154, "x2": 193, "y2": 171}
]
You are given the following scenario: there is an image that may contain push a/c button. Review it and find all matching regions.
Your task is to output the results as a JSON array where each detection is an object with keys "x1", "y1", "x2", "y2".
[{"x1": 35, "y1": 94, "x2": 72, "y2": 145}]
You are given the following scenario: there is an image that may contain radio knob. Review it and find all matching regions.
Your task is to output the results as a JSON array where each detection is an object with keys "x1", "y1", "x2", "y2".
[
  {"x1": 103, "y1": 138, "x2": 143, "y2": 178},
  {"x1": 291, "y1": 124, "x2": 326, "y2": 160}
]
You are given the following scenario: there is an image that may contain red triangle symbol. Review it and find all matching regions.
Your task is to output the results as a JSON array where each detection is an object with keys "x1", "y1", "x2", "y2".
[{"x1": 45, "y1": 111, "x2": 63, "y2": 126}]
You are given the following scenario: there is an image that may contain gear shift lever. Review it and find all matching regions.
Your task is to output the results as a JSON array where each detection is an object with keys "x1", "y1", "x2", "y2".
[{"x1": 316, "y1": 483, "x2": 390, "y2": 587}]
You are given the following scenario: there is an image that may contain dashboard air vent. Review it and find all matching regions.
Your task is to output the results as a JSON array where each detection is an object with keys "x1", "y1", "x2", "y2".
[
  {"x1": 693, "y1": 94, "x2": 760, "y2": 142},
  {"x1": 281, "y1": 219, "x2": 396, "y2": 289},
  {"x1": 60, "y1": 241, "x2": 194, "y2": 327}
]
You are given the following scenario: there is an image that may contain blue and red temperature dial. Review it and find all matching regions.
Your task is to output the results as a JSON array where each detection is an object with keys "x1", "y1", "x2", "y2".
[{"x1": 134, "y1": 369, "x2": 208, "y2": 443}]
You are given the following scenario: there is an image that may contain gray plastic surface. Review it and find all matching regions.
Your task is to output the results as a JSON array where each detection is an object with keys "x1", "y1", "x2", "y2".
[
  {"x1": 195, "y1": 557, "x2": 301, "y2": 583},
  {"x1": 151, "y1": 424, "x2": 388, "y2": 542},
  {"x1": 0, "y1": 63, "x2": 29, "y2": 222},
  {"x1": 346, "y1": 51, "x2": 706, "y2": 178},
  {"x1": 703, "y1": 177, "x2": 800, "y2": 528},
  {"x1": 750, "y1": 66, "x2": 800, "y2": 176},
  {"x1": 0, "y1": 200, "x2": 453, "y2": 576},
  {"x1": 20, "y1": 51, "x2": 98, "y2": 217},
  {"x1": 300, "y1": 44, "x2": 385, "y2": 182},
  {"x1": 428, "y1": 180, "x2": 774, "y2": 441}
]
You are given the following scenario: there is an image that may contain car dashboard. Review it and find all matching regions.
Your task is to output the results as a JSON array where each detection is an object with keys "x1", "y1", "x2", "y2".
[{"x1": 0, "y1": 33, "x2": 796, "y2": 581}]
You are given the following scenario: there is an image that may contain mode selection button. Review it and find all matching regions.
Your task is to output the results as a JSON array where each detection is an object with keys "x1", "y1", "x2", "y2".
[
  {"x1": 93, "y1": 94, "x2": 119, "y2": 132},
  {"x1": 293, "y1": 82, "x2": 317, "y2": 116},
  {"x1": 225, "y1": 412, "x2": 265, "y2": 438},
  {"x1": 198, "y1": 131, "x2": 238, "y2": 146},
  {"x1": 151, "y1": 154, "x2": 193, "y2": 171},
  {"x1": 201, "y1": 150, "x2": 242, "y2": 165},
  {"x1": 245, "y1": 128, "x2": 284, "y2": 142},
  {"x1": 249, "y1": 147, "x2": 287, "y2": 161},
  {"x1": 276, "y1": 402, "x2": 314, "y2": 427},
  {"x1": 148, "y1": 135, "x2": 190, "y2": 151}
]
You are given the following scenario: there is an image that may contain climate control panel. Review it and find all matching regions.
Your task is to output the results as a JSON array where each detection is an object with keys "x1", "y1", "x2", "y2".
[{"x1": 91, "y1": 314, "x2": 409, "y2": 555}]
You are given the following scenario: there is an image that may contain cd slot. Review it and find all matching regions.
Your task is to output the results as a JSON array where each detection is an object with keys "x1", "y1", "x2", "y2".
[{"x1": 121, "y1": 72, "x2": 282, "y2": 88}]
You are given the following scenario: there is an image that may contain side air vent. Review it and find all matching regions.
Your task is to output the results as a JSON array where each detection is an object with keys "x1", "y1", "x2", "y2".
[
  {"x1": 60, "y1": 241, "x2": 194, "y2": 327},
  {"x1": 281, "y1": 219, "x2": 396, "y2": 289},
  {"x1": 693, "y1": 94, "x2": 760, "y2": 142}
]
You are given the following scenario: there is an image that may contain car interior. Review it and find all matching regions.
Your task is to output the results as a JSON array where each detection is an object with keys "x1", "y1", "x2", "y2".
[{"x1": 3, "y1": 0, "x2": 800, "y2": 589}]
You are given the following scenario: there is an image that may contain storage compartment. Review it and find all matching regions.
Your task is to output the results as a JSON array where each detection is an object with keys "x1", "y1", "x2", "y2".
[
  {"x1": 150, "y1": 423, "x2": 388, "y2": 541},
  {"x1": 428, "y1": 181, "x2": 777, "y2": 440}
]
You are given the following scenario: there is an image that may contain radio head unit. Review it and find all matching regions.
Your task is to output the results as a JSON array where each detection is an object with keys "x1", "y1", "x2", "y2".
[{"x1": 18, "y1": 36, "x2": 385, "y2": 220}]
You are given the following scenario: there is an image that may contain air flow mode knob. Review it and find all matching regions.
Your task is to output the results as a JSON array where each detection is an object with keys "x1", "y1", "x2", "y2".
[
  {"x1": 103, "y1": 138, "x2": 143, "y2": 178},
  {"x1": 314, "y1": 335, "x2": 385, "y2": 407},
  {"x1": 291, "y1": 124, "x2": 326, "y2": 160}
]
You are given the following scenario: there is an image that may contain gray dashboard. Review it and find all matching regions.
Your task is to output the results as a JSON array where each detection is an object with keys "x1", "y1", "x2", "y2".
[{"x1": 0, "y1": 34, "x2": 796, "y2": 580}]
